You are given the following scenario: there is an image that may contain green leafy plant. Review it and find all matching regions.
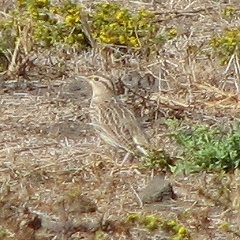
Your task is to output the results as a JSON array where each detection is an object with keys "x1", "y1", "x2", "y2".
[
  {"x1": 1, "y1": 1, "x2": 169, "y2": 49},
  {"x1": 0, "y1": 0, "x2": 90, "y2": 75},
  {"x1": 143, "y1": 149, "x2": 174, "y2": 172},
  {"x1": 211, "y1": 27, "x2": 240, "y2": 64},
  {"x1": 126, "y1": 213, "x2": 191, "y2": 239},
  {"x1": 221, "y1": 6, "x2": 236, "y2": 19},
  {"x1": 162, "y1": 220, "x2": 191, "y2": 240},
  {"x1": 92, "y1": 2, "x2": 166, "y2": 48},
  {"x1": 169, "y1": 120, "x2": 240, "y2": 173},
  {"x1": 0, "y1": 0, "x2": 88, "y2": 50},
  {"x1": 0, "y1": 1, "x2": 176, "y2": 75}
]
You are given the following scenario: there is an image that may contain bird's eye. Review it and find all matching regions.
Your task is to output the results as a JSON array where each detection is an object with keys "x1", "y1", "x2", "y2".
[{"x1": 93, "y1": 77, "x2": 99, "y2": 81}]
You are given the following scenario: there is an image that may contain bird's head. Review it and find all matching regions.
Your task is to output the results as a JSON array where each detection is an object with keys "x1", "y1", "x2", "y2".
[{"x1": 85, "y1": 75, "x2": 115, "y2": 99}]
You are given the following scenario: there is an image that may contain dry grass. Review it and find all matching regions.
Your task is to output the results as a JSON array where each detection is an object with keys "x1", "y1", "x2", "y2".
[{"x1": 1, "y1": 0, "x2": 240, "y2": 239}]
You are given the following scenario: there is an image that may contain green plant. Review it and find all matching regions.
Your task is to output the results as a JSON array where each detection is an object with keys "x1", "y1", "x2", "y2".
[
  {"x1": 126, "y1": 213, "x2": 160, "y2": 231},
  {"x1": 221, "y1": 6, "x2": 236, "y2": 19},
  {"x1": 126, "y1": 213, "x2": 191, "y2": 239},
  {"x1": 143, "y1": 149, "x2": 174, "y2": 172},
  {"x1": 162, "y1": 220, "x2": 191, "y2": 240},
  {"x1": 0, "y1": 1, "x2": 176, "y2": 75},
  {"x1": 169, "y1": 121, "x2": 240, "y2": 173},
  {"x1": 211, "y1": 27, "x2": 240, "y2": 65},
  {"x1": 140, "y1": 214, "x2": 160, "y2": 231},
  {"x1": 0, "y1": 0, "x2": 90, "y2": 75},
  {"x1": 0, "y1": 0, "x2": 88, "y2": 49},
  {"x1": 92, "y1": 2, "x2": 165, "y2": 48}
]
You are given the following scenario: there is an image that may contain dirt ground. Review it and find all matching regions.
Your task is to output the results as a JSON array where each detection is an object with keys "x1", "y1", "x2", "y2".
[{"x1": 1, "y1": 0, "x2": 240, "y2": 239}]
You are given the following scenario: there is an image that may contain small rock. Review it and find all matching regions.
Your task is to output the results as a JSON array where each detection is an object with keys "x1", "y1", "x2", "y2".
[{"x1": 139, "y1": 175, "x2": 176, "y2": 204}]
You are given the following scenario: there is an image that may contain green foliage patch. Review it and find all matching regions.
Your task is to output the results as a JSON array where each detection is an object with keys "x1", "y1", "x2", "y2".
[
  {"x1": 143, "y1": 149, "x2": 174, "y2": 172},
  {"x1": 211, "y1": 27, "x2": 240, "y2": 65},
  {"x1": 92, "y1": 2, "x2": 166, "y2": 48},
  {"x1": 169, "y1": 120, "x2": 240, "y2": 173},
  {"x1": 126, "y1": 213, "x2": 191, "y2": 239},
  {"x1": 11, "y1": 0, "x2": 86, "y2": 47},
  {"x1": 0, "y1": 1, "x2": 171, "y2": 51}
]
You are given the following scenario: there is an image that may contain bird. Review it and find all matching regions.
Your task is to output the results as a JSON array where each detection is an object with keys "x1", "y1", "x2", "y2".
[{"x1": 84, "y1": 74, "x2": 150, "y2": 157}]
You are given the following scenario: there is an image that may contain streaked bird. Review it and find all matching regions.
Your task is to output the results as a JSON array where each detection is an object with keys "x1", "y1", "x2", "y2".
[{"x1": 84, "y1": 74, "x2": 149, "y2": 156}]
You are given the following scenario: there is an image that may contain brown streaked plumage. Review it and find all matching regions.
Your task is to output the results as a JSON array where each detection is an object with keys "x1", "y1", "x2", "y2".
[{"x1": 85, "y1": 74, "x2": 149, "y2": 156}]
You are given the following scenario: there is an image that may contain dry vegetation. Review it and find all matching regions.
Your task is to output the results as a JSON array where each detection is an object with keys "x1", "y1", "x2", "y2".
[{"x1": 1, "y1": 0, "x2": 240, "y2": 239}]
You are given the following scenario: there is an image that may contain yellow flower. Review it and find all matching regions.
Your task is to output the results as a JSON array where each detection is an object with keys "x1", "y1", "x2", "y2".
[
  {"x1": 167, "y1": 28, "x2": 178, "y2": 38},
  {"x1": 129, "y1": 36, "x2": 139, "y2": 47},
  {"x1": 119, "y1": 35, "x2": 125, "y2": 44},
  {"x1": 99, "y1": 34, "x2": 111, "y2": 43},
  {"x1": 178, "y1": 226, "x2": 186, "y2": 235},
  {"x1": 109, "y1": 23, "x2": 117, "y2": 29},
  {"x1": 116, "y1": 11, "x2": 124, "y2": 20},
  {"x1": 65, "y1": 15, "x2": 80, "y2": 25}
]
